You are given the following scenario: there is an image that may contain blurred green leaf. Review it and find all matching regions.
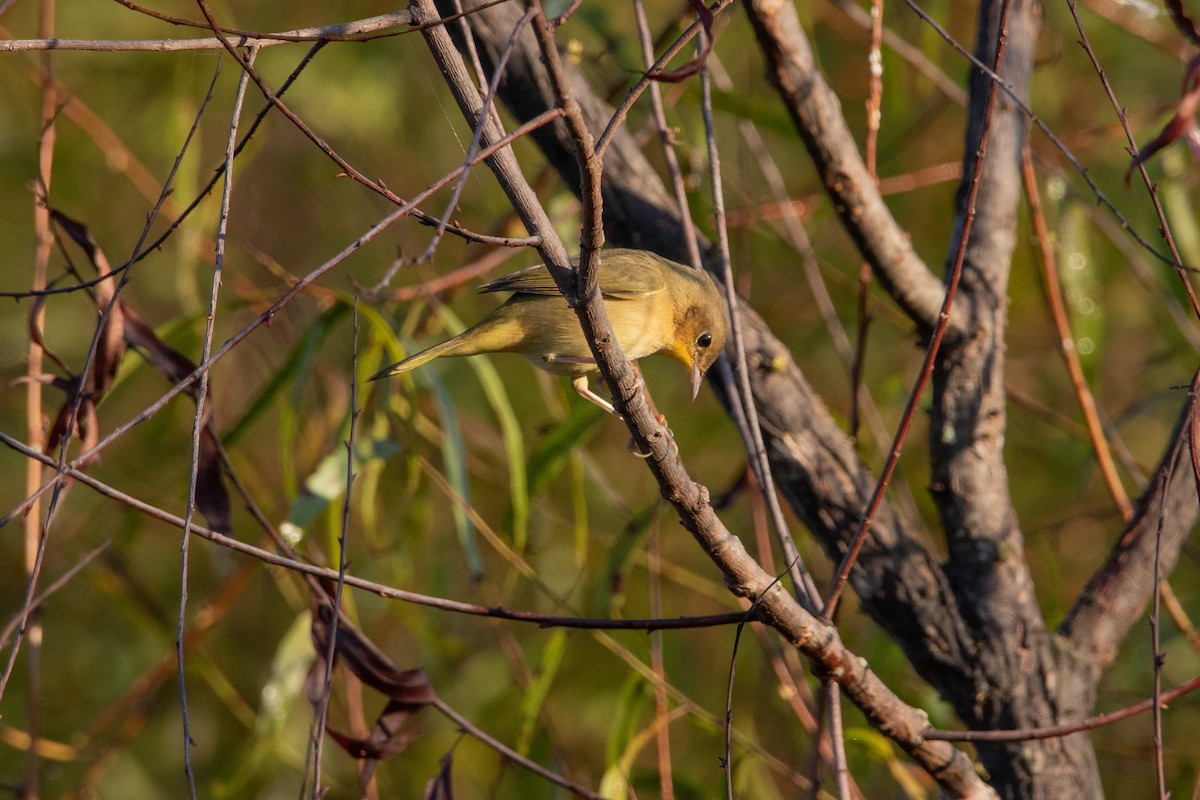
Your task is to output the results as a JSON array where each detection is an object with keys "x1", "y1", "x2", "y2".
[
  {"x1": 426, "y1": 305, "x2": 530, "y2": 551},
  {"x1": 213, "y1": 612, "x2": 314, "y2": 797},
  {"x1": 526, "y1": 398, "x2": 606, "y2": 501},
  {"x1": 516, "y1": 629, "x2": 568, "y2": 755},
  {"x1": 224, "y1": 303, "x2": 348, "y2": 447},
  {"x1": 601, "y1": 675, "x2": 653, "y2": 799},
  {"x1": 596, "y1": 501, "x2": 658, "y2": 616},
  {"x1": 430, "y1": 373, "x2": 484, "y2": 578},
  {"x1": 285, "y1": 433, "x2": 402, "y2": 539}
]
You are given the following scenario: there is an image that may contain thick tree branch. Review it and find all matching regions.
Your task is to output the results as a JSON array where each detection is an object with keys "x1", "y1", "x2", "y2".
[
  {"x1": 743, "y1": 0, "x2": 953, "y2": 334},
  {"x1": 932, "y1": 0, "x2": 1041, "y2": 690},
  {"x1": 1061, "y1": 393, "x2": 1199, "y2": 677},
  {"x1": 912, "y1": 3, "x2": 1110, "y2": 795}
]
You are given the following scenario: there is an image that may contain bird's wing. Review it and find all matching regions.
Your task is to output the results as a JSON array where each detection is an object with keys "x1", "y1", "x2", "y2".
[
  {"x1": 479, "y1": 265, "x2": 561, "y2": 296},
  {"x1": 596, "y1": 264, "x2": 666, "y2": 300},
  {"x1": 480, "y1": 254, "x2": 666, "y2": 300}
]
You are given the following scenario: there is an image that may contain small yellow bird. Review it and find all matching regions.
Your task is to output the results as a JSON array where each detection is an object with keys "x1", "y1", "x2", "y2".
[{"x1": 369, "y1": 249, "x2": 729, "y2": 413}]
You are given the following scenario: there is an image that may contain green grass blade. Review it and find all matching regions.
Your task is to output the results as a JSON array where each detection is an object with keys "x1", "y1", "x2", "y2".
[
  {"x1": 516, "y1": 628, "x2": 568, "y2": 755},
  {"x1": 429, "y1": 375, "x2": 484, "y2": 578},
  {"x1": 225, "y1": 303, "x2": 347, "y2": 447},
  {"x1": 436, "y1": 307, "x2": 530, "y2": 553}
]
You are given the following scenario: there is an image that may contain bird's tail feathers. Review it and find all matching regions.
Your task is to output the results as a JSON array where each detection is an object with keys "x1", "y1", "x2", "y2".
[
  {"x1": 368, "y1": 318, "x2": 523, "y2": 381},
  {"x1": 368, "y1": 336, "x2": 470, "y2": 381}
]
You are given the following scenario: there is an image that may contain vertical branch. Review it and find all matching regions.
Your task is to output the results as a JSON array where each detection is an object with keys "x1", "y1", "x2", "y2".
[
  {"x1": 700, "y1": 45, "x2": 821, "y2": 606},
  {"x1": 529, "y1": 1, "x2": 604, "y2": 285},
  {"x1": 703, "y1": 21, "x2": 835, "y2": 789},
  {"x1": 174, "y1": 40, "x2": 255, "y2": 798},
  {"x1": 708, "y1": 51, "x2": 924, "y2": 529},
  {"x1": 722, "y1": 617, "x2": 750, "y2": 800},
  {"x1": 309, "y1": 302, "x2": 361, "y2": 797},
  {"x1": 23, "y1": 0, "x2": 57, "y2": 793},
  {"x1": 826, "y1": 689, "x2": 851, "y2": 799},
  {"x1": 631, "y1": 0, "x2": 702, "y2": 270},
  {"x1": 1152, "y1": 478, "x2": 1169, "y2": 800},
  {"x1": 850, "y1": 0, "x2": 885, "y2": 442},
  {"x1": 646, "y1": 523, "x2": 675, "y2": 800}
]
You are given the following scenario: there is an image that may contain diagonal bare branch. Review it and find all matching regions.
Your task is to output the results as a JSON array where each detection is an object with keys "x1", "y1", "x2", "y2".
[{"x1": 744, "y1": 0, "x2": 952, "y2": 334}]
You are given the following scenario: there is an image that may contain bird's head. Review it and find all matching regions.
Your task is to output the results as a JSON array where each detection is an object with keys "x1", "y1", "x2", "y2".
[{"x1": 668, "y1": 272, "x2": 729, "y2": 400}]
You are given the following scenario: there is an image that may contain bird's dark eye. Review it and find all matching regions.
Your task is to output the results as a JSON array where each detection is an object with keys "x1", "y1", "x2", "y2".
[{"x1": 696, "y1": 332, "x2": 713, "y2": 349}]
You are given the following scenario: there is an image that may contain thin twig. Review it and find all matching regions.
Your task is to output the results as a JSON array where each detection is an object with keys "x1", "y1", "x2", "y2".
[
  {"x1": 926, "y1": 672, "x2": 1200, "y2": 743},
  {"x1": 21, "y1": 0, "x2": 57, "y2": 791},
  {"x1": 850, "y1": 0, "x2": 885, "y2": 443},
  {"x1": 433, "y1": 697, "x2": 605, "y2": 799},
  {"x1": 722, "y1": 606, "x2": 761, "y2": 800},
  {"x1": 702, "y1": 43, "x2": 821, "y2": 609},
  {"x1": 419, "y1": 6, "x2": 535, "y2": 262},
  {"x1": 1020, "y1": 147, "x2": 1132, "y2": 520},
  {"x1": 647, "y1": 523, "x2": 675, "y2": 800},
  {"x1": 707, "y1": 51, "x2": 924, "y2": 532},
  {"x1": 1063, "y1": 0, "x2": 1200, "y2": 319},
  {"x1": 827, "y1": 687, "x2": 851, "y2": 800},
  {"x1": 192, "y1": 0, "x2": 539, "y2": 255},
  {"x1": 309, "y1": 303, "x2": 361, "y2": 797},
  {"x1": 828, "y1": 0, "x2": 967, "y2": 105},
  {"x1": 596, "y1": 0, "x2": 736, "y2": 162},
  {"x1": 1149, "y1": 376, "x2": 1191, "y2": 800},
  {"x1": 173, "y1": 41, "x2": 254, "y2": 800},
  {"x1": 632, "y1": 0, "x2": 702, "y2": 270}
]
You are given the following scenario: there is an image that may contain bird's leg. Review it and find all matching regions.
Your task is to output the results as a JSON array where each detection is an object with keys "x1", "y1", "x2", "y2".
[
  {"x1": 569, "y1": 375, "x2": 616, "y2": 415},
  {"x1": 554, "y1": 358, "x2": 677, "y2": 459},
  {"x1": 545, "y1": 353, "x2": 617, "y2": 415}
]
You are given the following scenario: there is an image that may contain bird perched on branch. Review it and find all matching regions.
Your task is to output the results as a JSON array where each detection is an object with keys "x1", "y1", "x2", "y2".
[{"x1": 369, "y1": 248, "x2": 728, "y2": 414}]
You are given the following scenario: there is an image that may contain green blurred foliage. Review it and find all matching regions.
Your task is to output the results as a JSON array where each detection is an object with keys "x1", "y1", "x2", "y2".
[{"x1": 1, "y1": 1, "x2": 1199, "y2": 797}]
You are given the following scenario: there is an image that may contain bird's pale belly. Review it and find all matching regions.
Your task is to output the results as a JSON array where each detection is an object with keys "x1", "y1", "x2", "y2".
[{"x1": 514, "y1": 297, "x2": 668, "y2": 375}]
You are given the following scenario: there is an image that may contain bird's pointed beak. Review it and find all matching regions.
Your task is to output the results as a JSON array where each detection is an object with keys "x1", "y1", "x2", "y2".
[{"x1": 690, "y1": 360, "x2": 703, "y2": 400}]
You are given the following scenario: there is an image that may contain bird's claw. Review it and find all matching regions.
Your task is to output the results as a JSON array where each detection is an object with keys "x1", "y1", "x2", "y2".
[{"x1": 626, "y1": 414, "x2": 678, "y2": 458}]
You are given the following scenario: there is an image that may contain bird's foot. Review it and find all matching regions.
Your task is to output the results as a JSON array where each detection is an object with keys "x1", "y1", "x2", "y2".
[{"x1": 626, "y1": 414, "x2": 678, "y2": 458}]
